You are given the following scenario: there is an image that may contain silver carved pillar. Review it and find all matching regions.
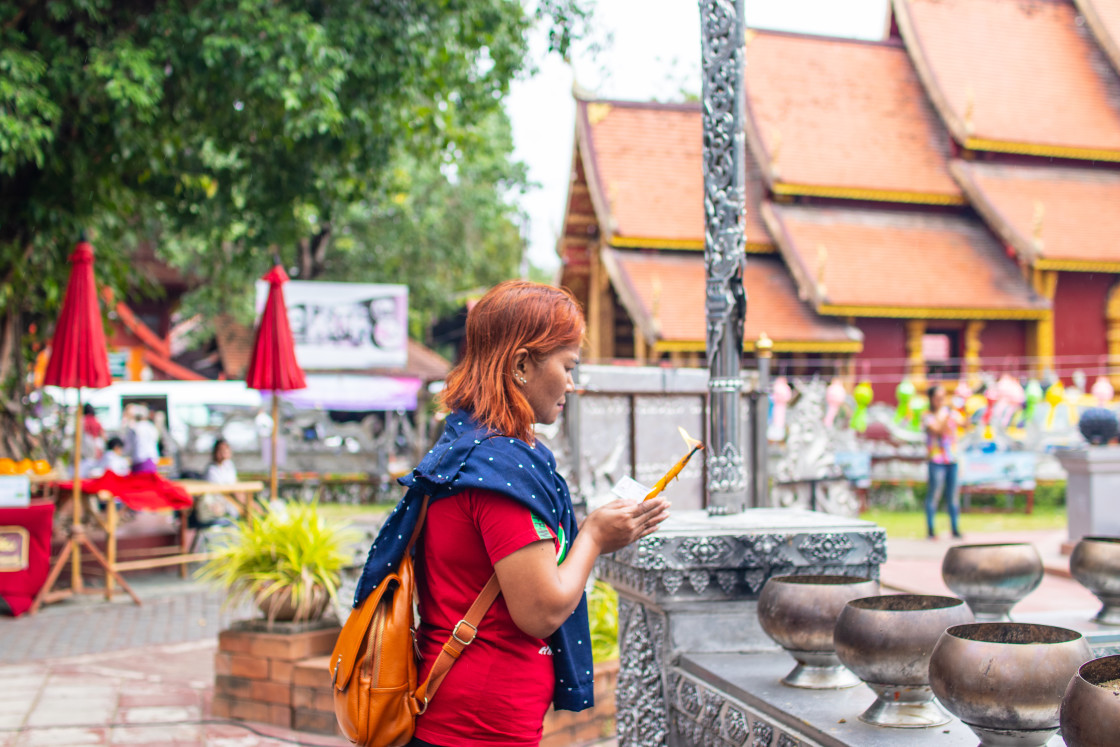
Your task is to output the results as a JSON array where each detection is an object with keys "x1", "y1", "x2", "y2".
[{"x1": 701, "y1": 0, "x2": 749, "y2": 513}]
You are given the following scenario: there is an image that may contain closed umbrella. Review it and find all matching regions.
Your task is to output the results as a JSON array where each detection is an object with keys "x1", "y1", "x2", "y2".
[
  {"x1": 32, "y1": 238, "x2": 140, "y2": 612},
  {"x1": 245, "y1": 263, "x2": 306, "y2": 502}
]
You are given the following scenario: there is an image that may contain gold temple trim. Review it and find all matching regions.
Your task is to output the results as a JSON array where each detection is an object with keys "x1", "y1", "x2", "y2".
[
  {"x1": 771, "y1": 182, "x2": 966, "y2": 206},
  {"x1": 608, "y1": 236, "x2": 775, "y2": 253},
  {"x1": 1034, "y1": 259, "x2": 1120, "y2": 273},
  {"x1": 817, "y1": 304, "x2": 1049, "y2": 320},
  {"x1": 962, "y1": 137, "x2": 1120, "y2": 163},
  {"x1": 653, "y1": 339, "x2": 863, "y2": 354}
]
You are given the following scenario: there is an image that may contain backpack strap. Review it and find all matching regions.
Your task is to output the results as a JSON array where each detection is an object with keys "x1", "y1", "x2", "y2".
[{"x1": 413, "y1": 572, "x2": 500, "y2": 713}]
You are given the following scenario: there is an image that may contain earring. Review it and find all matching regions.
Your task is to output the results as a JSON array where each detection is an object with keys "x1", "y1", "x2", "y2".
[{"x1": 516, "y1": 373, "x2": 527, "y2": 385}]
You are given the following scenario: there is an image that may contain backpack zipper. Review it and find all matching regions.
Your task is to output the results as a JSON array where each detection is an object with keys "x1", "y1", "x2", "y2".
[{"x1": 365, "y1": 599, "x2": 387, "y2": 687}]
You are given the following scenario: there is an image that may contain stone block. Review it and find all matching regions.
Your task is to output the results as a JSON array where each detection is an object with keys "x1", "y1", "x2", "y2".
[
  {"x1": 270, "y1": 659, "x2": 294, "y2": 684},
  {"x1": 248, "y1": 679, "x2": 291, "y2": 706},
  {"x1": 293, "y1": 656, "x2": 333, "y2": 687}
]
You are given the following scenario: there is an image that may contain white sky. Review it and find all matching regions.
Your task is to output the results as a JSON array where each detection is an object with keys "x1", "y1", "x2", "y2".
[{"x1": 507, "y1": 0, "x2": 892, "y2": 272}]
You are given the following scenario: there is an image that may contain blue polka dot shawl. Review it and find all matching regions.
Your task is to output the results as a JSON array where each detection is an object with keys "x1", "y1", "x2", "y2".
[{"x1": 353, "y1": 410, "x2": 595, "y2": 712}]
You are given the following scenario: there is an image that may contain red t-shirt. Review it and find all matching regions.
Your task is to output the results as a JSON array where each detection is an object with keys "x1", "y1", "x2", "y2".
[{"x1": 414, "y1": 489, "x2": 561, "y2": 747}]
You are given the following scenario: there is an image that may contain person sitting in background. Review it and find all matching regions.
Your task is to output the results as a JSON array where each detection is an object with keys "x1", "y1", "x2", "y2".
[
  {"x1": 194, "y1": 438, "x2": 241, "y2": 527},
  {"x1": 93, "y1": 437, "x2": 131, "y2": 477},
  {"x1": 204, "y1": 439, "x2": 237, "y2": 484}
]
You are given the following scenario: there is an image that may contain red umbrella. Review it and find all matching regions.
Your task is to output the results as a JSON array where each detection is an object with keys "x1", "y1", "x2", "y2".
[
  {"x1": 34, "y1": 239, "x2": 139, "y2": 612},
  {"x1": 245, "y1": 263, "x2": 306, "y2": 502},
  {"x1": 43, "y1": 241, "x2": 111, "y2": 389}
]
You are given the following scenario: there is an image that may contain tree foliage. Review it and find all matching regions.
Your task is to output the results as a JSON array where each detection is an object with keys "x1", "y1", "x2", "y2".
[{"x1": 0, "y1": 0, "x2": 588, "y2": 457}]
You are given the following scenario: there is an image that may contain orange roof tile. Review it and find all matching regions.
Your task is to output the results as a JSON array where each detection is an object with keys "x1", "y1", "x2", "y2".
[
  {"x1": 579, "y1": 99, "x2": 772, "y2": 249},
  {"x1": 762, "y1": 202, "x2": 1049, "y2": 318},
  {"x1": 601, "y1": 249, "x2": 861, "y2": 351},
  {"x1": 895, "y1": 0, "x2": 1120, "y2": 159},
  {"x1": 742, "y1": 31, "x2": 961, "y2": 203},
  {"x1": 1075, "y1": 0, "x2": 1120, "y2": 76},
  {"x1": 951, "y1": 160, "x2": 1120, "y2": 269}
]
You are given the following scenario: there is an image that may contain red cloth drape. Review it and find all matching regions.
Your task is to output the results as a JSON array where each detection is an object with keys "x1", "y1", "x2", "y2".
[
  {"x1": 42, "y1": 241, "x2": 111, "y2": 389},
  {"x1": 244, "y1": 265, "x2": 307, "y2": 392},
  {"x1": 0, "y1": 502, "x2": 56, "y2": 616},
  {"x1": 56, "y1": 472, "x2": 192, "y2": 511}
]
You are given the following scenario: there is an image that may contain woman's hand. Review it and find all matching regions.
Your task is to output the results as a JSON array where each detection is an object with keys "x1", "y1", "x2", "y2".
[
  {"x1": 493, "y1": 497, "x2": 670, "y2": 639},
  {"x1": 580, "y1": 497, "x2": 671, "y2": 555}
]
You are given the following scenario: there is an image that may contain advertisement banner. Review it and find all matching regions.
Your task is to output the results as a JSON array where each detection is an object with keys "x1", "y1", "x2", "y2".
[{"x1": 256, "y1": 281, "x2": 408, "y2": 370}]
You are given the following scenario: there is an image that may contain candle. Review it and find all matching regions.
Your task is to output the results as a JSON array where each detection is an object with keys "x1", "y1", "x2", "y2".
[{"x1": 644, "y1": 427, "x2": 704, "y2": 501}]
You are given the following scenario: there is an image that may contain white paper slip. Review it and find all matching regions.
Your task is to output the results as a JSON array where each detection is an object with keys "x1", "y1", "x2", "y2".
[{"x1": 611, "y1": 475, "x2": 652, "y2": 504}]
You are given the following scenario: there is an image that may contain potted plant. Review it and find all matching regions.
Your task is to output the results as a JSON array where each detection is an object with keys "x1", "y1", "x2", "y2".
[{"x1": 196, "y1": 500, "x2": 360, "y2": 625}]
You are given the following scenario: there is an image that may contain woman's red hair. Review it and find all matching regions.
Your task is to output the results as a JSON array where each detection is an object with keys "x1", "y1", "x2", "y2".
[{"x1": 439, "y1": 280, "x2": 585, "y2": 443}]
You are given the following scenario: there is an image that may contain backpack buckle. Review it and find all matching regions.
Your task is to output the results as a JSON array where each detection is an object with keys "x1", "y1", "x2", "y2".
[{"x1": 451, "y1": 619, "x2": 478, "y2": 645}]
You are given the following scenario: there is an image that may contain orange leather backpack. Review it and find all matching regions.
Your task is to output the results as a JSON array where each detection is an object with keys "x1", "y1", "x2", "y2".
[{"x1": 329, "y1": 496, "x2": 500, "y2": 746}]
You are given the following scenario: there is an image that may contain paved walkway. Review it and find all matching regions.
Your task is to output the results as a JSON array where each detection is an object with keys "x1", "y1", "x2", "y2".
[{"x1": 0, "y1": 526, "x2": 1106, "y2": 746}]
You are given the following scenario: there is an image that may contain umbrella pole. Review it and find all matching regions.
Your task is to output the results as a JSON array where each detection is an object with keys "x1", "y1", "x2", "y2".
[
  {"x1": 71, "y1": 390, "x2": 84, "y2": 592},
  {"x1": 270, "y1": 392, "x2": 279, "y2": 503}
]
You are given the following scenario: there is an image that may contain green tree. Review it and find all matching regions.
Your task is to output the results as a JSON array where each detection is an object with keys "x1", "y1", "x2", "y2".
[
  {"x1": 319, "y1": 109, "x2": 528, "y2": 339},
  {"x1": 0, "y1": 0, "x2": 588, "y2": 457}
]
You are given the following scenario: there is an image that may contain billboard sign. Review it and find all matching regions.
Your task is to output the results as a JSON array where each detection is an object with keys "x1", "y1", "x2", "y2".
[{"x1": 257, "y1": 281, "x2": 408, "y2": 370}]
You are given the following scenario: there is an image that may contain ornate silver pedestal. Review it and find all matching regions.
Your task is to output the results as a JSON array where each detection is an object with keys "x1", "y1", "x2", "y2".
[{"x1": 599, "y1": 509, "x2": 886, "y2": 746}]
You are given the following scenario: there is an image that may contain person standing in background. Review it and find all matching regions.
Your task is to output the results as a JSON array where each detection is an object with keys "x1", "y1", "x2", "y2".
[
  {"x1": 924, "y1": 384, "x2": 964, "y2": 540},
  {"x1": 123, "y1": 405, "x2": 161, "y2": 474}
]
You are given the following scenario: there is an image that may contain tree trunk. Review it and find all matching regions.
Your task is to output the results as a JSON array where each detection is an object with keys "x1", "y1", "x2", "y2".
[
  {"x1": 0, "y1": 309, "x2": 34, "y2": 459},
  {"x1": 297, "y1": 225, "x2": 332, "y2": 280}
]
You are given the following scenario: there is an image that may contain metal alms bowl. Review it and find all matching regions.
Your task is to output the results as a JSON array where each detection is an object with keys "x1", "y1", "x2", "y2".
[
  {"x1": 941, "y1": 542, "x2": 1043, "y2": 621},
  {"x1": 757, "y1": 574, "x2": 880, "y2": 689},
  {"x1": 929, "y1": 622, "x2": 1092, "y2": 746},
  {"x1": 1069, "y1": 536, "x2": 1120, "y2": 625},
  {"x1": 1060, "y1": 654, "x2": 1120, "y2": 747},
  {"x1": 834, "y1": 594, "x2": 974, "y2": 728}
]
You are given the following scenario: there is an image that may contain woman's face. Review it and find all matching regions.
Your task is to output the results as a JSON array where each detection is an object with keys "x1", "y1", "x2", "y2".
[
  {"x1": 520, "y1": 345, "x2": 580, "y2": 425},
  {"x1": 215, "y1": 442, "x2": 232, "y2": 463},
  {"x1": 931, "y1": 387, "x2": 946, "y2": 409}
]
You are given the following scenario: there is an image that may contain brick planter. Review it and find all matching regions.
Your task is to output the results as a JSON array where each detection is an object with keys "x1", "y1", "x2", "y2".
[{"x1": 210, "y1": 620, "x2": 341, "y2": 730}]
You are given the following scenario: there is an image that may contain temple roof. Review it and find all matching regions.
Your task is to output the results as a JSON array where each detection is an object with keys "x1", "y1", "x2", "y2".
[
  {"x1": 576, "y1": 99, "x2": 772, "y2": 250},
  {"x1": 742, "y1": 30, "x2": 962, "y2": 204},
  {"x1": 761, "y1": 202, "x2": 1050, "y2": 319},
  {"x1": 894, "y1": 0, "x2": 1120, "y2": 161},
  {"x1": 951, "y1": 160, "x2": 1120, "y2": 271},
  {"x1": 601, "y1": 249, "x2": 862, "y2": 353},
  {"x1": 1074, "y1": 0, "x2": 1120, "y2": 77}
]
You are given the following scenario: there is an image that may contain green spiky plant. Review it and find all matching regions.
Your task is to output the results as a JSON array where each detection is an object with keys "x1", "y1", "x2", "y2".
[{"x1": 196, "y1": 500, "x2": 361, "y2": 625}]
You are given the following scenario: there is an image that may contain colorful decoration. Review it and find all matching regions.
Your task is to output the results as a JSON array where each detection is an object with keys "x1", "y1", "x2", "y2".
[
  {"x1": 1091, "y1": 376, "x2": 1115, "y2": 406},
  {"x1": 1023, "y1": 380, "x2": 1043, "y2": 425},
  {"x1": 770, "y1": 377, "x2": 793, "y2": 439},
  {"x1": 824, "y1": 379, "x2": 847, "y2": 428},
  {"x1": 851, "y1": 381, "x2": 873, "y2": 432},
  {"x1": 895, "y1": 379, "x2": 915, "y2": 423},
  {"x1": 1045, "y1": 380, "x2": 1065, "y2": 430},
  {"x1": 910, "y1": 395, "x2": 930, "y2": 431}
]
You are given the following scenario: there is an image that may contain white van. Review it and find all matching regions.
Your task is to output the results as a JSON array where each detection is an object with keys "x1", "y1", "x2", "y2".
[{"x1": 43, "y1": 380, "x2": 263, "y2": 449}]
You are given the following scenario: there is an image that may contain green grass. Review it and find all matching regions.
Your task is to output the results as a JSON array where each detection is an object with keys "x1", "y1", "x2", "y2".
[
  {"x1": 861, "y1": 506, "x2": 1067, "y2": 539},
  {"x1": 312, "y1": 502, "x2": 395, "y2": 523}
]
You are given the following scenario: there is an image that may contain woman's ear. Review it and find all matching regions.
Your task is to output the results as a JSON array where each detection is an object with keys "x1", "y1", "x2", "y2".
[{"x1": 512, "y1": 348, "x2": 529, "y2": 375}]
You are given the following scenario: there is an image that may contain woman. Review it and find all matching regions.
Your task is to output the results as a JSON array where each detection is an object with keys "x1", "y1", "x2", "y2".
[
  {"x1": 923, "y1": 384, "x2": 964, "y2": 540},
  {"x1": 204, "y1": 438, "x2": 238, "y2": 485},
  {"x1": 354, "y1": 280, "x2": 670, "y2": 747},
  {"x1": 196, "y1": 438, "x2": 241, "y2": 525}
]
